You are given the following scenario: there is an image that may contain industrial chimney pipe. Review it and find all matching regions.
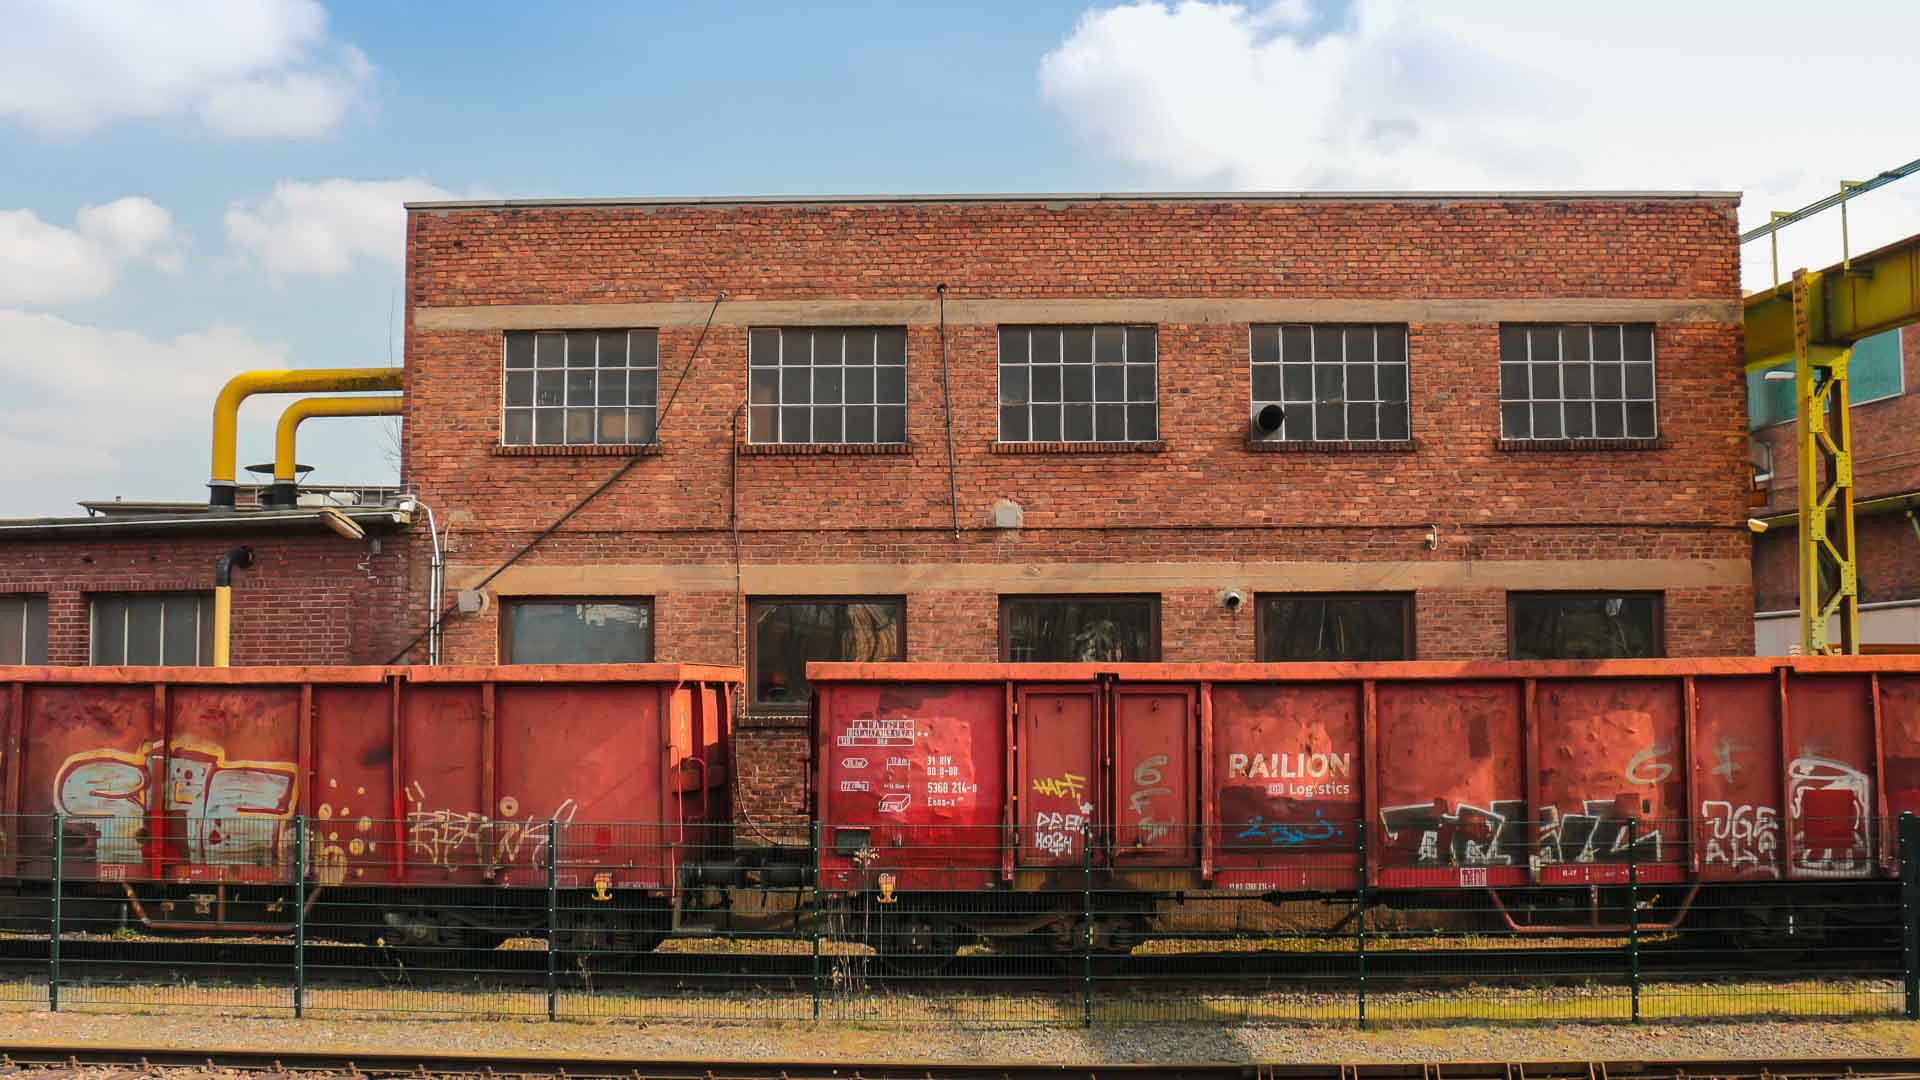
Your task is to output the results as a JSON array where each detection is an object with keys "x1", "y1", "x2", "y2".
[
  {"x1": 212, "y1": 546, "x2": 255, "y2": 667},
  {"x1": 264, "y1": 396, "x2": 404, "y2": 507},
  {"x1": 209, "y1": 369, "x2": 403, "y2": 508}
]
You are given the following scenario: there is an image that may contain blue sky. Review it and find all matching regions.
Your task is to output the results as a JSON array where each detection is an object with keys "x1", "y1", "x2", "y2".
[{"x1": 2, "y1": 0, "x2": 1918, "y2": 516}]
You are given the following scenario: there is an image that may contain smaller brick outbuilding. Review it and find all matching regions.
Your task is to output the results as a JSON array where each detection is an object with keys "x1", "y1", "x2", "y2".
[{"x1": 0, "y1": 500, "x2": 412, "y2": 667}]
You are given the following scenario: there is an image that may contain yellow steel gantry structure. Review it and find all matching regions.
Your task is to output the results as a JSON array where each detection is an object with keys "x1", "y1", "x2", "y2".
[{"x1": 1744, "y1": 225, "x2": 1920, "y2": 653}]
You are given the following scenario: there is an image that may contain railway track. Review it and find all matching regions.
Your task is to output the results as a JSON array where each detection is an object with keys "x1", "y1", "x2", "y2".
[{"x1": 2, "y1": 1049, "x2": 1919, "y2": 1079}]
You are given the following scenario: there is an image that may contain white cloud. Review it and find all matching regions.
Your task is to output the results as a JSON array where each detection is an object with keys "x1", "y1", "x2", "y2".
[
  {"x1": 0, "y1": 197, "x2": 185, "y2": 307},
  {"x1": 224, "y1": 177, "x2": 459, "y2": 279},
  {"x1": 0, "y1": 311, "x2": 292, "y2": 515},
  {"x1": 0, "y1": 0, "x2": 371, "y2": 138},
  {"x1": 1040, "y1": 1, "x2": 1920, "y2": 291}
]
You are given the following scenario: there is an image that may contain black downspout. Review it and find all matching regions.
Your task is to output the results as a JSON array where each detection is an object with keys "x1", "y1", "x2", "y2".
[{"x1": 937, "y1": 284, "x2": 959, "y2": 539}]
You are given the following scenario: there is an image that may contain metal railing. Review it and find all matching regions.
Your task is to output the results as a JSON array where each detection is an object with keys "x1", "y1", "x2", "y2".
[{"x1": 0, "y1": 812, "x2": 1912, "y2": 1026}]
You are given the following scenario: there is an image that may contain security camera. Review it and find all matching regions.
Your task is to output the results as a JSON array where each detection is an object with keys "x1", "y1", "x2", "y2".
[{"x1": 1221, "y1": 590, "x2": 1245, "y2": 612}]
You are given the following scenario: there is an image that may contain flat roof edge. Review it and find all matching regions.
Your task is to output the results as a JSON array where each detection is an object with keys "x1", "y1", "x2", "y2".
[{"x1": 407, "y1": 191, "x2": 1743, "y2": 212}]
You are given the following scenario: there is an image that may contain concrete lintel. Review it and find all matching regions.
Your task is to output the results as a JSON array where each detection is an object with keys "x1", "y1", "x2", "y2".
[
  {"x1": 415, "y1": 296, "x2": 1742, "y2": 333},
  {"x1": 444, "y1": 558, "x2": 1750, "y2": 597}
]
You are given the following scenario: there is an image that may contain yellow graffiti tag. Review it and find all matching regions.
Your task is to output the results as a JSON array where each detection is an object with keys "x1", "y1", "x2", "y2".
[{"x1": 1031, "y1": 772, "x2": 1087, "y2": 800}]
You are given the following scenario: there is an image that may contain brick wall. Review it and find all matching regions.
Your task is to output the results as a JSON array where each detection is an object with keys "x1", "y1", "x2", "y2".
[
  {"x1": 0, "y1": 530, "x2": 411, "y2": 666},
  {"x1": 403, "y1": 194, "x2": 1752, "y2": 824}
]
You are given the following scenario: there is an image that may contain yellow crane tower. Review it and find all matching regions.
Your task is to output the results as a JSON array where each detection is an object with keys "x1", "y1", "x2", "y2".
[{"x1": 1743, "y1": 159, "x2": 1920, "y2": 654}]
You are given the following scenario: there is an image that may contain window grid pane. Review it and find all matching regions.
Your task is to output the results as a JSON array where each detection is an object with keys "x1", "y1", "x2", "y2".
[
  {"x1": 1498, "y1": 324, "x2": 1657, "y2": 440},
  {"x1": 747, "y1": 328, "x2": 907, "y2": 445},
  {"x1": 999, "y1": 325, "x2": 1158, "y2": 443},
  {"x1": 503, "y1": 329, "x2": 659, "y2": 447},
  {"x1": 1251, "y1": 325, "x2": 1410, "y2": 442}
]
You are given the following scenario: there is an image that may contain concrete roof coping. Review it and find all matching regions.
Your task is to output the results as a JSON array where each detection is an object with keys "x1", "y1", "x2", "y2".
[{"x1": 406, "y1": 190, "x2": 1744, "y2": 212}]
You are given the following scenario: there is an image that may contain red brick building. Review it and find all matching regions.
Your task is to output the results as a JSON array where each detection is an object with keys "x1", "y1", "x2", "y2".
[
  {"x1": 396, "y1": 192, "x2": 1753, "y2": 824},
  {"x1": 0, "y1": 493, "x2": 412, "y2": 668},
  {"x1": 1750, "y1": 326, "x2": 1919, "y2": 651}
]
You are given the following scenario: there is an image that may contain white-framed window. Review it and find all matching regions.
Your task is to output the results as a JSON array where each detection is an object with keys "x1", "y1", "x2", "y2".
[
  {"x1": 0, "y1": 594, "x2": 48, "y2": 664},
  {"x1": 998, "y1": 325, "x2": 1158, "y2": 443},
  {"x1": 503, "y1": 329, "x2": 659, "y2": 446},
  {"x1": 90, "y1": 592, "x2": 212, "y2": 666},
  {"x1": 748, "y1": 328, "x2": 907, "y2": 444},
  {"x1": 1499, "y1": 324, "x2": 1657, "y2": 440},
  {"x1": 1250, "y1": 324, "x2": 1410, "y2": 441}
]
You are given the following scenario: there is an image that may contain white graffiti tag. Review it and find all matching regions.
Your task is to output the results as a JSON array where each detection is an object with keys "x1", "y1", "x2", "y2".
[
  {"x1": 1701, "y1": 801, "x2": 1781, "y2": 877},
  {"x1": 1788, "y1": 756, "x2": 1871, "y2": 877}
]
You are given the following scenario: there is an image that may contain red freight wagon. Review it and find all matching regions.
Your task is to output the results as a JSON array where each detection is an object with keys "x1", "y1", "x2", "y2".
[
  {"x1": 809, "y1": 657, "x2": 1920, "y2": 960},
  {"x1": 0, "y1": 664, "x2": 736, "y2": 952}
]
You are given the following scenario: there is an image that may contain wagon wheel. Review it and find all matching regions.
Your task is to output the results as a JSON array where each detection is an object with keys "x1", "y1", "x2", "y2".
[
  {"x1": 557, "y1": 908, "x2": 667, "y2": 974},
  {"x1": 378, "y1": 907, "x2": 486, "y2": 977},
  {"x1": 1723, "y1": 900, "x2": 1827, "y2": 960},
  {"x1": 872, "y1": 909, "x2": 959, "y2": 976}
]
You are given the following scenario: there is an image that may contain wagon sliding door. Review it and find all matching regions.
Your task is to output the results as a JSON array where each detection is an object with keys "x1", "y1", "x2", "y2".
[
  {"x1": 1016, "y1": 685, "x2": 1100, "y2": 868},
  {"x1": 1110, "y1": 685, "x2": 1195, "y2": 865}
]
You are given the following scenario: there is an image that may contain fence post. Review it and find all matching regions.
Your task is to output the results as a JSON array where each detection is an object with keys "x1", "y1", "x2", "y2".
[
  {"x1": 1627, "y1": 818, "x2": 1640, "y2": 1025},
  {"x1": 49, "y1": 812, "x2": 61, "y2": 1014},
  {"x1": 1355, "y1": 820, "x2": 1368, "y2": 1028},
  {"x1": 293, "y1": 814, "x2": 306, "y2": 1019},
  {"x1": 1902, "y1": 812, "x2": 1919, "y2": 1020},
  {"x1": 546, "y1": 818, "x2": 558, "y2": 1022},
  {"x1": 1081, "y1": 824, "x2": 1093, "y2": 1029},
  {"x1": 810, "y1": 820, "x2": 822, "y2": 1022}
]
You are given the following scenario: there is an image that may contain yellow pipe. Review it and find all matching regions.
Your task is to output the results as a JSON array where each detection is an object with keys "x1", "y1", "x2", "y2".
[
  {"x1": 269, "y1": 396, "x2": 403, "y2": 505},
  {"x1": 209, "y1": 368, "x2": 402, "y2": 507},
  {"x1": 213, "y1": 586, "x2": 233, "y2": 667}
]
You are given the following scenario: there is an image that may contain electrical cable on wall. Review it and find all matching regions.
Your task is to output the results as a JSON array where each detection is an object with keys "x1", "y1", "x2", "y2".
[{"x1": 383, "y1": 291, "x2": 727, "y2": 663}]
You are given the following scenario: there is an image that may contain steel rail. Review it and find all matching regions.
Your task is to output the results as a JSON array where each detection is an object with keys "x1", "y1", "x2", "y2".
[{"x1": 2, "y1": 1050, "x2": 1919, "y2": 1080}]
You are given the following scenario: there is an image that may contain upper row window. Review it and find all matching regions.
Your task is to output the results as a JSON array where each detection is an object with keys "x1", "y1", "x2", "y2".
[
  {"x1": 1499, "y1": 324, "x2": 1656, "y2": 441},
  {"x1": 500, "y1": 323, "x2": 1659, "y2": 448},
  {"x1": 998, "y1": 325, "x2": 1159, "y2": 443},
  {"x1": 749, "y1": 328, "x2": 907, "y2": 445},
  {"x1": 1251, "y1": 324, "x2": 1409, "y2": 442},
  {"x1": 503, "y1": 330, "x2": 660, "y2": 446}
]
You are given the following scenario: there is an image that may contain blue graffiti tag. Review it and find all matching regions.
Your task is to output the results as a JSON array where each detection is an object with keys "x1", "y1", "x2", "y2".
[{"x1": 1238, "y1": 809, "x2": 1342, "y2": 846}]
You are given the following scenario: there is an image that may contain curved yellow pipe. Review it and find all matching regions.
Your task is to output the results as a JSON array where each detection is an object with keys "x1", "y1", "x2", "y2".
[
  {"x1": 275, "y1": 396, "x2": 404, "y2": 484},
  {"x1": 209, "y1": 368, "x2": 402, "y2": 506}
]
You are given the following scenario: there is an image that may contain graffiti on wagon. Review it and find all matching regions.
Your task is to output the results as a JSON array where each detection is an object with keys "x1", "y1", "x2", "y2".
[{"x1": 55, "y1": 738, "x2": 297, "y2": 867}]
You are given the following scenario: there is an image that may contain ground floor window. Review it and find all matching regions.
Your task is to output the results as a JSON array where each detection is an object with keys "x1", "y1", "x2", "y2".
[
  {"x1": 90, "y1": 592, "x2": 212, "y2": 665},
  {"x1": 0, "y1": 594, "x2": 48, "y2": 664},
  {"x1": 749, "y1": 597, "x2": 905, "y2": 711},
  {"x1": 1257, "y1": 593, "x2": 1412, "y2": 661},
  {"x1": 1509, "y1": 591, "x2": 1663, "y2": 659},
  {"x1": 502, "y1": 598, "x2": 654, "y2": 663},
  {"x1": 1000, "y1": 594, "x2": 1160, "y2": 662}
]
